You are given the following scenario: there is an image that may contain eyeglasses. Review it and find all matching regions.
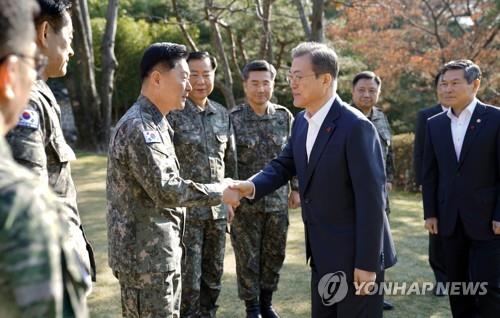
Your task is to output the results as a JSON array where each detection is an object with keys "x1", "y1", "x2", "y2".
[
  {"x1": 0, "y1": 52, "x2": 48, "y2": 79},
  {"x1": 286, "y1": 72, "x2": 317, "y2": 84}
]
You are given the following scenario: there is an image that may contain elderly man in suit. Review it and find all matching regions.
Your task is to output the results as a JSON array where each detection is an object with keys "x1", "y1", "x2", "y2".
[
  {"x1": 232, "y1": 42, "x2": 396, "y2": 318},
  {"x1": 413, "y1": 72, "x2": 448, "y2": 296},
  {"x1": 422, "y1": 59, "x2": 500, "y2": 317}
]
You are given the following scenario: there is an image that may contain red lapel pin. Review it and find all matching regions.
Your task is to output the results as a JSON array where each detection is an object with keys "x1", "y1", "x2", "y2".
[{"x1": 326, "y1": 127, "x2": 332, "y2": 133}]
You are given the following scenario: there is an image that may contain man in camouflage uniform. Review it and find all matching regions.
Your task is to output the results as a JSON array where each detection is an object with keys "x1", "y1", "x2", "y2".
[
  {"x1": 0, "y1": 1, "x2": 89, "y2": 316},
  {"x1": 351, "y1": 70, "x2": 395, "y2": 311},
  {"x1": 6, "y1": 0, "x2": 95, "y2": 286},
  {"x1": 168, "y1": 51, "x2": 237, "y2": 317},
  {"x1": 230, "y1": 60, "x2": 299, "y2": 318},
  {"x1": 107, "y1": 42, "x2": 240, "y2": 318}
]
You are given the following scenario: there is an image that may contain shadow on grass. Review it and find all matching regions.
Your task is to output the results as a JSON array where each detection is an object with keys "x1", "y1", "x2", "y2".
[{"x1": 73, "y1": 153, "x2": 451, "y2": 317}]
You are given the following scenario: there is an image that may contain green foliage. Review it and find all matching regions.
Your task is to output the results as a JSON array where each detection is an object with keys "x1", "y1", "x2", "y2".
[
  {"x1": 392, "y1": 133, "x2": 417, "y2": 192},
  {"x1": 91, "y1": 16, "x2": 199, "y2": 120}
]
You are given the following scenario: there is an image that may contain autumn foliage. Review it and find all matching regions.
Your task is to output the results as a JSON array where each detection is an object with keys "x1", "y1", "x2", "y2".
[{"x1": 327, "y1": 0, "x2": 499, "y2": 132}]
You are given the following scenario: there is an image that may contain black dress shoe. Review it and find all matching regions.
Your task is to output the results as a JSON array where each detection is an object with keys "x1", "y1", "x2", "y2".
[{"x1": 383, "y1": 300, "x2": 394, "y2": 310}]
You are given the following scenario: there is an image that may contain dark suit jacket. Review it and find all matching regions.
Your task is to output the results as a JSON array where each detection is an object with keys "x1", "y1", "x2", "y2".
[
  {"x1": 422, "y1": 101, "x2": 500, "y2": 240},
  {"x1": 413, "y1": 104, "x2": 444, "y2": 186},
  {"x1": 252, "y1": 96, "x2": 397, "y2": 282}
]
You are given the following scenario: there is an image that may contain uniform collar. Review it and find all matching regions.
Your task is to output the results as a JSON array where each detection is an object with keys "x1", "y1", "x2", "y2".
[
  {"x1": 138, "y1": 95, "x2": 165, "y2": 126},
  {"x1": 244, "y1": 102, "x2": 276, "y2": 119},
  {"x1": 186, "y1": 98, "x2": 217, "y2": 115}
]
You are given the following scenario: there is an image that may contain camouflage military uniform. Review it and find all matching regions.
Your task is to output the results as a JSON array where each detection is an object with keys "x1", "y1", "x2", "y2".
[
  {"x1": 6, "y1": 80, "x2": 96, "y2": 281},
  {"x1": 107, "y1": 95, "x2": 225, "y2": 318},
  {"x1": 366, "y1": 106, "x2": 395, "y2": 214},
  {"x1": 168, "y1": 98, "x2": 237, "y2": 317},
  {"x1": 0, "y1": 135, "x2": 90, "y2": 318},
  {"x1": 229, "y1": 102, "x2": 296, "y2": 301}
]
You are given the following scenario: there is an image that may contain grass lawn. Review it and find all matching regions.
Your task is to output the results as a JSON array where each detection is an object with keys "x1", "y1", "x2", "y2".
[{"x1": 74, "y1": 153, "x2": 451, "y2": 317}]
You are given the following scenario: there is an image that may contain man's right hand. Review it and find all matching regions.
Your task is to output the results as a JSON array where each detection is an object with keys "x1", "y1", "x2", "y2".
[
  {"x1": 230, "y1": 180, "x2": 255, "y2": 198},
  {"x1": 425, "y1": 217, "x2": 438, "y2": 234},
  {"x1": 222, "y1": 187, "x2": 240, "y2": 208}
]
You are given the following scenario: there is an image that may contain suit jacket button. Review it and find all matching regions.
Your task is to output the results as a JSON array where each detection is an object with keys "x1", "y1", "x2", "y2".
[{"x1": 304, "y1": 198, "x2": 311, "y2": 204}]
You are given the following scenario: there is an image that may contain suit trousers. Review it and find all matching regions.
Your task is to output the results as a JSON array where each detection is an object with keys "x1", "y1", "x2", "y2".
[
  {"x1": 442, "y1": 217, "x2": 500, "y2": 318},
  {"x1": 310, "y1": 264, "x2": 384, "y2": 318},
  {"x1": 429, "y1": 233, "x2": 447, "y2": 284}
]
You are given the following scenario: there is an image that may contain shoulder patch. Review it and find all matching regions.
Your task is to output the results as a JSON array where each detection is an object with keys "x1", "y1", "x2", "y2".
[
  {"x1": 17, "y1": 110, "x2": 40, "y2": 129},
  {"x1": 143, "y1": 130, "x2": 162, "y2": 144}
]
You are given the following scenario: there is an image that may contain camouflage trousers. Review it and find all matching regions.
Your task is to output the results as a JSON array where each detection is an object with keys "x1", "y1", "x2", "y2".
[
  {"x1": 116, "y1": 270, "x2": 181, "y2": 318},
  {"x1": 230, "y1": 208, "x2": 288, "y2": 300},
  {"x1": 181, "y1": 218, "x2": 227, "y2": 318}
]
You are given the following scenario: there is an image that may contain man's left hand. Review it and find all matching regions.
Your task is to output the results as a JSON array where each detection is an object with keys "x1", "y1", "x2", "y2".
[
  {"x1": 354, "y1": 268, "x2": 376, "y2": 296},
  {"x1": 288, "y1": 191, "x2": 301, "y2": 209}
]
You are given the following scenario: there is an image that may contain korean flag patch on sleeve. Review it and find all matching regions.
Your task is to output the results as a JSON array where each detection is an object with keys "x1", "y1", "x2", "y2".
[
  {"x1": 143, "y1": 130, "x2": 162, "y2": 144},
  {"x1": 17, "y1": 110, "x2": 40, "y2": 129}
]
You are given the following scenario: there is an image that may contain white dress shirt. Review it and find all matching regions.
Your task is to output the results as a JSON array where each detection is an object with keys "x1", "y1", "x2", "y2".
[
  {"x1": 246, "y1": 94, "x2": 337, "y2": 198},
  {"x1": 446, "y1": 98, "x2": 478, "y2": 160},
  {"x1": 304, "y1": 94, "x2": 336, "y2": 161}
]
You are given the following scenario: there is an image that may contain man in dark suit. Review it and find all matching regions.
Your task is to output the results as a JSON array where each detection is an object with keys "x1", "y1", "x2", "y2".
[
  {"x1": 232, "y1": 42, "x2": 396, "y2": 318},
  {"x1": 422, "y1": 60, "x2": 500, "y2": 317},
  {"x1": 413, "y1": 72, "x2": 448, "y2": 296}
]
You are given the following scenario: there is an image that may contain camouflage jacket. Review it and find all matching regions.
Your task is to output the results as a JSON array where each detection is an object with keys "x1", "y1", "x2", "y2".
[
  {"x1": 230, "y1": 103, "x2": 297, "y2": 212},
  {"x1": 107, "y1": 95, "x2": 224, "y2": 274},
  {"x1": 168, "y1": 98, "x2": 237, "y2": 220},
  {"x1": 0, "y1": 136, "x2": 89, "y2": 318},
  {"x1": 368, "y1": 106, "x2": 395, "y2": 182},
  {"x1": 6, "y1": 80, "x2": 95, "y2": 280}
]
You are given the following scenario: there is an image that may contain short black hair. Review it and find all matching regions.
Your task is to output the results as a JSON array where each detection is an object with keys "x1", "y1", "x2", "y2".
[
  {"x1": 140, "y1": 42, "x2": 188, "y2": 81},
  {"x1": 35, "y1": 0, "x2": 71, "y2": 33},
  {"x1": 0, "y1": 0, "x2": 39, "y2": 58},
  {"x1": 187, "y1": 51, "x2": 217, "y2": 70},
  {"x1": 241, "y1": 60, "x2": 277, "y2": 81},
  {"x1": 439, "y1": 59, "x2": 481, "y2": 84},
  {"x1": 352, "y1": 71, "x2": 381, "y2": 87},
  {"x1": 291, "y1": 42, "x2": 339, "y2": 80}
]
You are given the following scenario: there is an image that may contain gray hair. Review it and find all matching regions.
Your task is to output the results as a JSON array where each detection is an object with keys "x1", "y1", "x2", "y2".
[
  {"x1": 291, "y1": 42, "x2": 339, "y2": 80},
  {"x1": 439, "y1": 59, "x2": 481, "y2": 84}
]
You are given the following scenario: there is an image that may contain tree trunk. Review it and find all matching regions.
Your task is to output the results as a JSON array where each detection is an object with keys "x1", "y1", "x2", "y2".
[
  {"x1": 100, "y1": 0, "x2": 119, "y2": 148},
  {"x1": 204, "y1": 0, "x2": 236, "y2": 108},
  {"x1": 293, "y1": 0, "x2": 312, "y2": 40},
  {"x1": 257, "y1": 0, "x2": 274, "y2": 61},
  {"x1": 311, "y1": 0, "x2": 325, "y2": 42},
  {"x1": 65, "y1": 0, "x2": 102, "y2": 150}
]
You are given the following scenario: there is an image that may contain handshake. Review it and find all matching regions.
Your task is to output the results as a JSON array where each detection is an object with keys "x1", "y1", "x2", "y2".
[{"x1": 220, "y1": 179, "x2": 254, "y2": 208}]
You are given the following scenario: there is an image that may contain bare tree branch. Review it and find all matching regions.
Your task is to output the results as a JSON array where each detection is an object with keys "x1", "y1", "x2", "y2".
[{"x1": 171, "y1": 0, "x2": 199, "y2": 51}]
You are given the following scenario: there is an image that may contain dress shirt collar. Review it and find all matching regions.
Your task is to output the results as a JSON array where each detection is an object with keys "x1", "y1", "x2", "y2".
[
  {"x1": 304, "y1": 94, "x2": 337, "y2": 127},
  {"x1": 446, "y1": 98, "x2": 477, "y2": 120}
]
